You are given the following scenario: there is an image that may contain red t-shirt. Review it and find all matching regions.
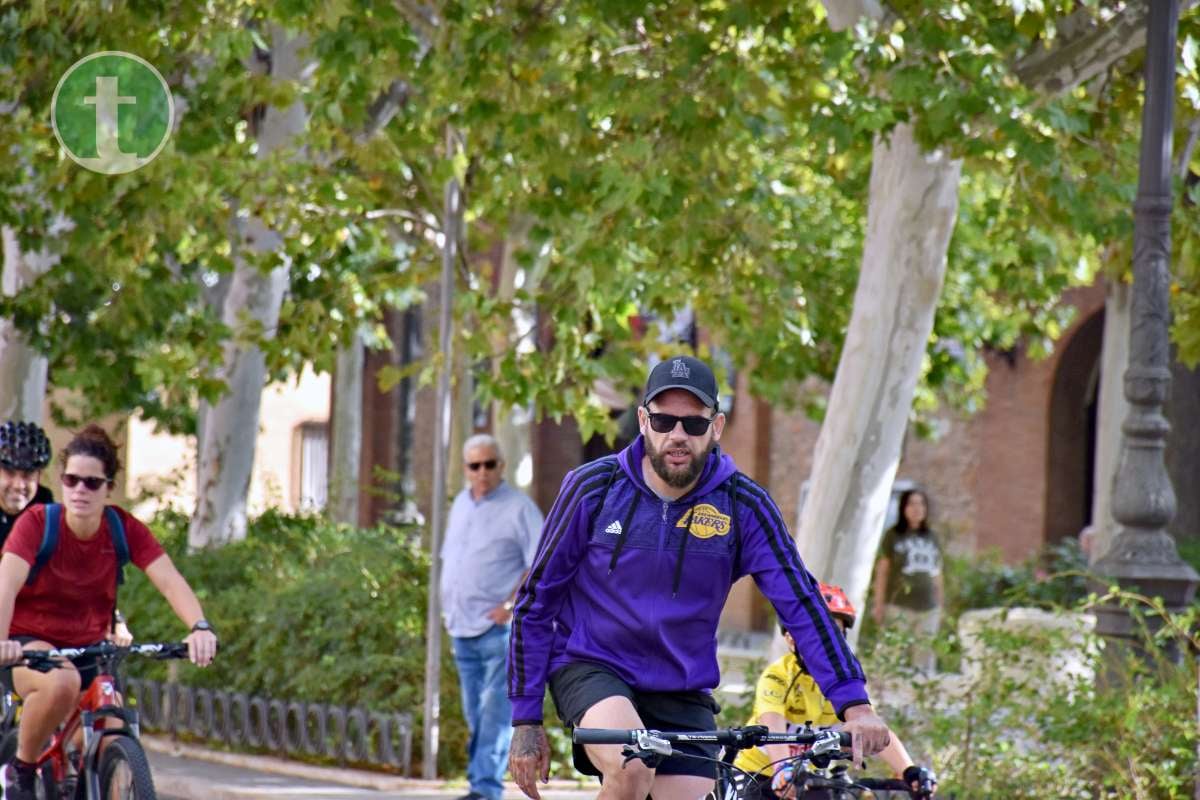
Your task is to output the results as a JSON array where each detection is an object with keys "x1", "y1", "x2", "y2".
[{"x1": 3, "y1": 505, "x2": 166, "y2": 646}]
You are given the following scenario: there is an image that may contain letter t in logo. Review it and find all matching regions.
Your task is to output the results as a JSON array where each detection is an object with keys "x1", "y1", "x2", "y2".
[{"x1": 83, "y1": 76, "x2": 136, "y2": 161}]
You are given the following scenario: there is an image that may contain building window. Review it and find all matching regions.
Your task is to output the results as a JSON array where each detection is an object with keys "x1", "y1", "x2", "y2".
[{"x1": 296, "y1": 422, "x2": 329, "y2": 511}]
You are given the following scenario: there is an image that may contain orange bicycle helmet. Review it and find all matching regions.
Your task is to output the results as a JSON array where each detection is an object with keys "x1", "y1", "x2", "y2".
[{"x1": 818, "y1": 582, "x2": 857, "y2": 629}]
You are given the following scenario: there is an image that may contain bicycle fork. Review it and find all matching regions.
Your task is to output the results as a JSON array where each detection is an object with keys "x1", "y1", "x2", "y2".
[{"x1": 79, "y1": 707, "x2": 141, "y2": 800}]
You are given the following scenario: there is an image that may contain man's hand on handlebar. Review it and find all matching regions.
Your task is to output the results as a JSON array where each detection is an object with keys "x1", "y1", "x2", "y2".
[
  {"x1": 841, "y1": 704, "x2": 890, "y2": 767},
  {"x1": 509, "y1": 724, "x2": 551, "y2": 800}
]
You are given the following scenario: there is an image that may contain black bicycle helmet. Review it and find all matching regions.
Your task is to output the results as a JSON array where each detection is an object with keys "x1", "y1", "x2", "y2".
[{"x1": 0, "y1": 421, "x2": 52, "y2": 471}]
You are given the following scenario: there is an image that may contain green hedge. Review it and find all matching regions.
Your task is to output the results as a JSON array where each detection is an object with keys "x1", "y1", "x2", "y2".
[{"x1": 118, "y1": 510, "x2": 468, "y2": 774}]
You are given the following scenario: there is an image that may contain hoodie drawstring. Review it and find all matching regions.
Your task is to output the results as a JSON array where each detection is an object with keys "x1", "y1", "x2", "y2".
[{"x1": 672, "y1": 501, "x2": 698, "y2": 597}]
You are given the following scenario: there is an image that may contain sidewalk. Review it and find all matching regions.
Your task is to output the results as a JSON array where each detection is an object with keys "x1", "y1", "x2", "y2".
[{"x1": 144, "y1": 736, "x2": 599, "y2": 800}]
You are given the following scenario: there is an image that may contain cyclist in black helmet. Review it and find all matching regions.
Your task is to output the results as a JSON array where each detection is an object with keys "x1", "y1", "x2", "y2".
[{"x1": 0, "y1": 421, "x2": 53, "y2": 547}]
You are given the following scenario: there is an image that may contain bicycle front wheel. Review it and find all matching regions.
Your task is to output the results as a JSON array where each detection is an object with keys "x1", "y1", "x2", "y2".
[{"x1": 96, "y1": 736, "x2": 156, "y2": 800}]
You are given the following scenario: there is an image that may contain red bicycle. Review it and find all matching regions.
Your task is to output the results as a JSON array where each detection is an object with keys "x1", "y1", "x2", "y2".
[{"x1": 1, "y1": 641, "x2": 189, "y2": 800}]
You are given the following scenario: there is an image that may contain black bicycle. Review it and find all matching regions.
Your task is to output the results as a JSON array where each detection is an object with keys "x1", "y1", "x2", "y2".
[{"x1": 572, "y1": 724, "x2": 935, "y2": 799}]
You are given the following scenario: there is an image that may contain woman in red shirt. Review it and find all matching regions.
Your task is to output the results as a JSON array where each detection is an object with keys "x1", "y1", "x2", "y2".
[{"x1": 0, "y1": 425, "x2": 218, "y2": 800}]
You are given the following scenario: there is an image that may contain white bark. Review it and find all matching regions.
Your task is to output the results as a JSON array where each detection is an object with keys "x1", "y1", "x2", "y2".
[
  {"x1": 794, "y1": 123, "x2": 961, "y2": 645},
  {"x1": 491, "y1": 225, "x2": 534, "y2": 488},
  {"x1": 1090, "y1": 278, "x2": 1131, "y2": 563},
  {"x1": 188, "y1": 28, "x2": 307, "y2": 549},
  {"x1": 820, "y1": 0, "x2": 884, "y2": 31},
  {"x1": 329, "y1": 330, "x2": 364, "y2": 525},
  {"x1": 0, "y1": 227, "x2": 52, "y2": 423},
  {"x1": 0, "y1": 217, "x2": 71, "y2": 418}
]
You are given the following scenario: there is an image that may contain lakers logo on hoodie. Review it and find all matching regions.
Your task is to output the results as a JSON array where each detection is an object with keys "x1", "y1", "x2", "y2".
[{"x1": 676, "y1": 504, "x2": 732, "y2": 539}]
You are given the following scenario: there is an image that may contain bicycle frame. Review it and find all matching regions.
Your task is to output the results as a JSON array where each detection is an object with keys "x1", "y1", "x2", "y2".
[{"x1": 34, "y1": 659, "x2": 141, "y2": 800}]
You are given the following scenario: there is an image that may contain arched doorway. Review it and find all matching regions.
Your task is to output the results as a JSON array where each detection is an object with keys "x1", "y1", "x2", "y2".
[{"x1": 1045, "y1": 310, "x2": 1105, "y2": 545}]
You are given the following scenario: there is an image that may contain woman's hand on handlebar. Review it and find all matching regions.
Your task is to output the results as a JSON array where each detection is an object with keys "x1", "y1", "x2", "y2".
[
  {"x1": 183, "y1": 629, "x2": 217, "y2": 667},
  {"x1": 0, "y1": 640, "x2": 22, "y2": 666}
]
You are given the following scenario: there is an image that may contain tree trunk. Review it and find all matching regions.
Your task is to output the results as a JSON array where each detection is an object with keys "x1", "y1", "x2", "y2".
[
  {"x1": 794, "y1": 123, "x2": 961, "y2": 645},
  {"x1": 188, "y1": 28, "x2": 307, "y2": 549},
  {"x1": 0, "y1": 227, "x2": 53, "y2": 422},
  {"x1": 1090, "y1": 277, "x2": 1132, "y2": 562},
  {"x1": 329, "y1": 330, "x2": 364, "y2": 525},
  {"x1": 491, "y1": 226, "x2": 534, "y2": 488}
]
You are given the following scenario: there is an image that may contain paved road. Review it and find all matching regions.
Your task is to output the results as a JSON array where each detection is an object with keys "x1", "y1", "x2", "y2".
[{"x1": 148, "y1": 748, "x2": 598, "y2": 800}]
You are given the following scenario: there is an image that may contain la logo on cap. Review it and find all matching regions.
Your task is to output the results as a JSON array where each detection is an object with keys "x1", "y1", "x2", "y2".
[{"x1": 671, "y1": 359, "x2": 690, "y2": 378}]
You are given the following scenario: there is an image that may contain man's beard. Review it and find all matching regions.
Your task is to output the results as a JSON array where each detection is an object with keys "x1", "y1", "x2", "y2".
[{"x1": 646, "y1": 437, "x2": 709, "y2": 489}]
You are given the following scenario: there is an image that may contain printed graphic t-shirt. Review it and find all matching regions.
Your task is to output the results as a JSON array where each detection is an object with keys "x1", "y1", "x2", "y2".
[{"x1": 880, "y1": 528, "x2": 942, "y2": 611}]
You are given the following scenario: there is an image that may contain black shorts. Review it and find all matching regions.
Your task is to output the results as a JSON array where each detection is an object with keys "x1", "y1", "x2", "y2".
[
  {"x1": 0, "y1": 636, "x2": 102, "y2": 693},
  {"x1": 548, "y1": 661, "x2": 721, "y2": 779}
]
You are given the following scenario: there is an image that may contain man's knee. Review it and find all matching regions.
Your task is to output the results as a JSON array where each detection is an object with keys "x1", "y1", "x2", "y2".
[{"x1": 600, "y1": 759, "x2": 655, "y2": 799}]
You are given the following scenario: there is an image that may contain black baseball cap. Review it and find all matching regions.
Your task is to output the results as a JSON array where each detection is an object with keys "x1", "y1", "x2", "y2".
[{"x1": 643, "y1": 355, "x2": 719, "y2": 410}]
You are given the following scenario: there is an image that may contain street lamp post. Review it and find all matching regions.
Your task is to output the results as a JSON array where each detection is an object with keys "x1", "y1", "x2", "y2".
[{"x1": 1093, "y1": 0, "x2": 1199, "y2": 644}]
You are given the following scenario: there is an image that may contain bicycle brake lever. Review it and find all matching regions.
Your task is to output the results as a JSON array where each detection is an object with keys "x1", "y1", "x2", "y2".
[{"x1": 621, "y1": 746, "x2": 665, "y2": 770}]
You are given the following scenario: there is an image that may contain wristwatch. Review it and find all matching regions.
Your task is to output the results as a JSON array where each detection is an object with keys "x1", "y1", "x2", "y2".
[{"x1": 191, "y1": 619, "x2": 216, "y2": 635}]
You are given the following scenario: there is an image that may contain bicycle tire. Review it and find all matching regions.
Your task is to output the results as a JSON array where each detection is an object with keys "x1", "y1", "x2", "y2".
[
  {"x1": 34, "y1": 762, "x2": 58, "y2": 800},
  {"x1": 0, "y1": 728, "x2": 16, "y2": 766},
  {"x1": 96, "y1": 736, "x2": 156, "y2": 800}
]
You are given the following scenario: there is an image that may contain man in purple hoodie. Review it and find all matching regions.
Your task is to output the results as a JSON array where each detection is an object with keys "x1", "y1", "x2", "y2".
[{"x1": 508, "y1": 356, "x2": 890, "y2": 800}]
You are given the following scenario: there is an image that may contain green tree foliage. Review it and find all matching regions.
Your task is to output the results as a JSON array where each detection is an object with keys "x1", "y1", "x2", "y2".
[
  {"x1": 2, "y1": 1, "x2": 1199, "y2": 433},
  {"x1": 0, "y1": 1, "x2": 431, "y2": 432}
]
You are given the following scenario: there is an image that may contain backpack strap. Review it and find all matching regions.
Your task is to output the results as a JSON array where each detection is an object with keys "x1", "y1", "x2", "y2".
[
  {"x1": 105, "y1": 507, "x2": 130, "y2": 587},
  {"x1": 26, "y1": 503, "x2": 62, "y2": 586},
  {"x1": 586, "y1": 457, "x2": 621, "y2": 533}
]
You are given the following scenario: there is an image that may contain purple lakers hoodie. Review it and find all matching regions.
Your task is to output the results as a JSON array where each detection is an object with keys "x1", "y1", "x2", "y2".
[{"x1": 508, "y1": 437, "x2": 870, "y2": 723}]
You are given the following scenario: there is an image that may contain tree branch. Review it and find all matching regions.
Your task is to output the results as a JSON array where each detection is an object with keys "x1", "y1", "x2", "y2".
[
  {"x1": 1013, "y1": 1, "x2": 1200, "y2": 97},
  {"x1": 820, "y1": 0, "x2": 885, "y2": 30},
  {"x1": 357, "y1": 79, "x2": 411, "y2": 144}
]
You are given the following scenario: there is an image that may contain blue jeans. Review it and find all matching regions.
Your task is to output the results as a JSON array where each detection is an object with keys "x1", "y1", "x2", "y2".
[{"x1": 451, "y1": 625, "x2": 513, "y2": 800}]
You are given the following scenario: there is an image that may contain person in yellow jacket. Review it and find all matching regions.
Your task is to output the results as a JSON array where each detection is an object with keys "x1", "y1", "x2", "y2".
[{"x1": 734, "y1": 583, "x2": 936, "y2": 799}]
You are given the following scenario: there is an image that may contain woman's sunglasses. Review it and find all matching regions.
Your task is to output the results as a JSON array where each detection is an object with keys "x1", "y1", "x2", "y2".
[
  {"x1": 644, "y1": 409, "x2": 715, "y2": 437},
  {"x1": 467, "y1": 459, "x2": 499, "y2": 472},
  {"x1": 62, "y1": 473, "x2": 112, "y2": 491}
]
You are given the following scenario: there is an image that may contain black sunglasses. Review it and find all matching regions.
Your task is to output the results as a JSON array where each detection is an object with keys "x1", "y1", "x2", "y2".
[
  {"x1": 467, "y1": 459, "x2": 499, "y2": 472},
  {"x1": 62, "y1": 473, "x2": 111, "y2": 491},
  {"x1": 644, "y1": 408, "x2": 716, "y2": 437}
]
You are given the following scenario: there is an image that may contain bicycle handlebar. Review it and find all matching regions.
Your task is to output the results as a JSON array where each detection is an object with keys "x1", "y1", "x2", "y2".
[
  {"x1": 573, "y1": 725, "x2": 852, "y2": 750},
  {"x1": 20, "y1": 641, "x2": 191, "y2": 670}
]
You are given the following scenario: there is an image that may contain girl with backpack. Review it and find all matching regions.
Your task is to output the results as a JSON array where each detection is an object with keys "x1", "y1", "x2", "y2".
[{"x1": 0, "y1": 425, "x2": 217, "y2": 800}]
